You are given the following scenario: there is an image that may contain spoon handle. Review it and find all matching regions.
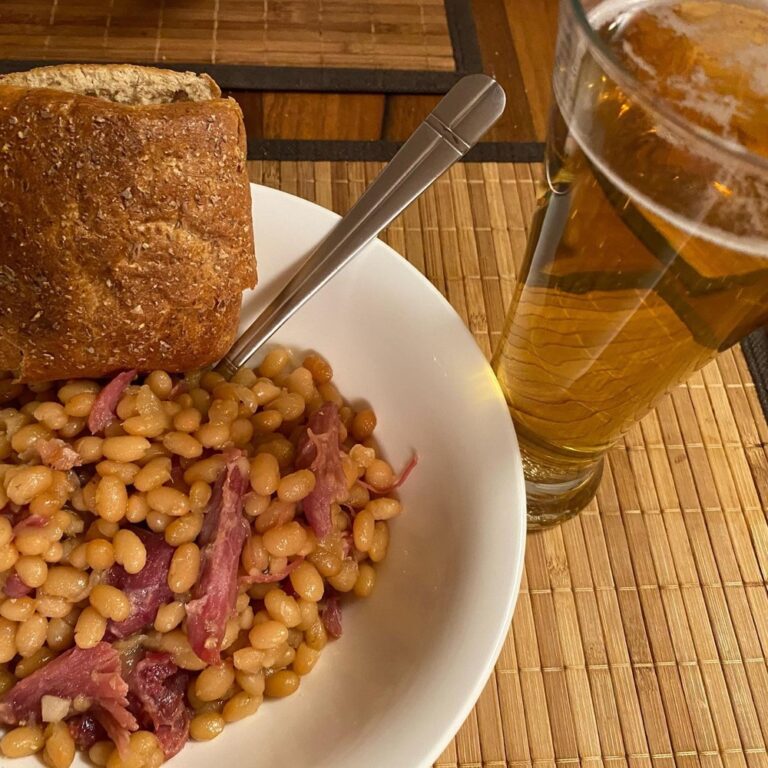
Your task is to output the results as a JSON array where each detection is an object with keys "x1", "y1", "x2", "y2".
[{"x1": 217, "y1": 74, "x2": 506, "y2": 377}]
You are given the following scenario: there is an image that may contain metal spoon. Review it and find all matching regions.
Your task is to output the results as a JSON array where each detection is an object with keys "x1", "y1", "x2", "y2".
[{"x1": 216, "y1": 74, "x2": 506, "y2": 378}]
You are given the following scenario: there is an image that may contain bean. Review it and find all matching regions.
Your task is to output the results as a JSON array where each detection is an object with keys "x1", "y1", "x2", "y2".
[
  {"x1": 259, "y1": 348, "x2": 290, "y2": 378},
  {"x1": 125, "y1": 494, "x2": 149, "y2": 523},
  {"x1": 168, "y1": 543, "x2": 200, "y2": 593},
  {"x1": 146, "y1": 510, "x2": 171, "y2": 533},
  {"x1": 15, "y1": 647, "x2": 55, "y2": 678},
  {"x1": 195, "y1": 662, "x2": 235, "y2": 702},
  {"x1": 95, "y1": 460, "x2": 140, "y2": 484},
  {"x1": 296, "y1": 599, "x2": 319, "y2": 631},
  {"x1": 353, "y1": 508, "x2": 375, "y2": 552},
  {"x1": 195, "y1": 423, "x2": 230, "y2": 450},
  {"x1": 89, "y1": 584, "x2": 131, "y2": 621},
  {"x1": 14, "y1": 557, "x2": 47, "y2": 591},
  {"x1": 113, "y1": 529, "x2": 147, "y2": 574},
  {"x1": 264, "y1": 669, "x2": 300, "y2": 698},
  {"x1": 43, "y1": 721, "x2": 75, "y2": 768},
  {"x1": 34, "y1": 403, "x2": 68, "y2": 432},
  {"x1": 364, "y1": 459, "x2": 394, "y2": 491},
  {"x1": 366, "y1": 497, "x2": 402, "y2": 521},
  {"x1": 251, "y1": 409, "x2": 282, "y2": 433},
  {"x1": 35, "y1": 596, "x2": 70, "y2": 619},
  {"x1": 0, "y1": 666, "x2": 14, "y2": 695},
  {"x1": 277, "y1": 469, "x2": 316, "y2": 503},
  {"x1": 95, "y1": 475, "x2": 127, "y2": 522},
  {"x1": 173, "y1": 407, "x2": 201, "y2": 433},
  {"x1": 248, "y1": 620, "x2": 288, "y2": 649},
  {"x1": 133, "y1": 457, "x2": 171, "y2": 492},
  {"x1": 223, "y1": 691, "x2": 262, "y2": 723},
  {"x1": 304, "y1": 618, "x2": 328, "y2": 651},
  {"x1": 285, "y1": 367, "x2": 315, "y2": 400},
  {"x1": 44, "y1": 566, "x2": 89, "y2": 600},
  {"x1": 351, "y1": 408, "x2": 377, "y2": 441},
  {"x1": 263, "y1": 522, "x2": 307, "y2": 558},
  {"x1": 64, "y1": 392, "x2": 96, "y2": 418},
  {"x1": 73, "y1": 435, "x2": 103, "y2": 463},
  {"x1": 75, "y1": 607, "x2": 106, "y2": 649},
  {"x1": 264, "y1": 589, "x2": 301, "y2": 628},
  {"x1": 164, "y1": 513, "x2": 203, "y2": 546},
  {"x1": 6, "y1": 465, "x2": 53, "y2": 505},
  {"x1": 0, "y1": 517, "x2": 11, "y2": 547},
  {"x1": 270, "y1": 393, "x2": 305, "y2": 421},
  {"x1": 147, "y1": 371, "x2": 173, "y2": 399},
  {"x1": 102, "y1": 436, "x2": 150, "y2": 463},
  {"x1": 0, "y1": 544, "x2": 19, "y2": 571},
  {"x1": 146, "y1": 486, "x2": 190, "y2": 517},
  {"x1": 183, "y1": 455, "x2": 226, "y2": 485},
  {"x1": 208, "y1": 399, "x2": 238, "y2": 424},
  {"x1": 1, "y1": 724, "x2": 44, "y2": 757},
  {"x1": 328, "y1": 558, "x2": 358, "y2": 593},
  {"x1": 0, "y1": 617, "x2": 14, "y2": 662},
  {"x1": 16, "y1": 614, "x2": 47, "y2": 657},
  {"x1": 292, "y1": 642, "x2": 320, "y2": 676},
  {"x1": 233, "y1": 647, "x2": 265, "y2": 673},
  {"x1": 249, "y1": 453, "x2": 280, "y2": 496},
  {"x1": 163, "y1": 431, "x2": 203, "y2": 459},
  {"x1": 244, "y1": 493, "x2": 270, "y2": 517},
  {"x1": 369, "y1": 521, "x2": 389, "y2": 563},
  {"x1": 188, "y1": 481, "x2": 211, "y2": 512},
  {"x1": 86, "y1": 539, "x2": 115, "y2": 571},
  {"x1": 88, "y1": 741, "x2": 114, "y2": 767},
  {"x1": 9, "y1": 423, "x2": 50, "y2": 455},
  {"x1": 46, "y1": 617, "x2": 75, "y2": 652},
  {"x1": 153, "y1": 601, "x2": 185, "y2": 633},
  {"x1": 189, "y1": 712, "x2": 225, "y2": 741},
  {"x1": 354, "y1": 562, "x2": 377, "y2": 597},
  {"x1": 0, "y1": 597, "x2": 35, "y2": 622},
  {"x1": 58, "y1": 417, "x2": 85, "y2": 439}
]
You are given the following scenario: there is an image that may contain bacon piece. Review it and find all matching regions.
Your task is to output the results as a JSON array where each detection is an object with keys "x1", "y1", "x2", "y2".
[
  {"x1": 36, "y1": 438, "x2": 83, "y2": 471},
  {"x1": 3, "y1": 573, "x2": 31, "y2": 598},
  {"x1": 87, "y1": 370, "x2": 137, "y2": 435},
  {"x1": 104, "y1": 530, "x2": 173, "y2": 639},
  {"x1": 295, "y1": 402, "x2": 348, "y2": 539},
  {"x1": 186, "y1": 453, "x2": 249, "y2": 664},
  {"x1": 0, "y1": 643, "x2": 137, "y2": 749},
  {"x1": 321, "y1": 596, "x2": 343, "y2": 639},
  {"x1": 128, "y1": 652, "x2": 190, "y2": 758},
  {"x1": 241, "y1": 556, "x2": 304, "y2": 585}
]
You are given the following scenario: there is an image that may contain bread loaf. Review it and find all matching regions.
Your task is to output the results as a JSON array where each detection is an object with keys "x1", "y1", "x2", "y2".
[{"x1": 0, "y1": 64, "x2": 256, "y2": 382}]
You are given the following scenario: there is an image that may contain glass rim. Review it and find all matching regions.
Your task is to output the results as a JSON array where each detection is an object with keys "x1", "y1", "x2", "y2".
[{"x1": 566, "y1": 0, "x2": 768, "y2": 174}]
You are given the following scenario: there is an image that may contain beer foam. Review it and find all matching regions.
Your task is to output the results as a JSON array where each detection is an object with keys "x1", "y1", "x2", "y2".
[{"x1": 567, "y1": 0, "x2": 768, "y2": 256}]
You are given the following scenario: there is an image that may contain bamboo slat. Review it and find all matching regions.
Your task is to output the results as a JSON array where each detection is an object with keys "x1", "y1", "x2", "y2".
[{"x1": 0, "y1": 0, "x2": 455, "y2": 71}]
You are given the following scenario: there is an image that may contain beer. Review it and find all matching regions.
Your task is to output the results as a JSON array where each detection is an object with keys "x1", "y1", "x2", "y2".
[{"x1": 493, "y1": 0, "x2": 768, "y2": 522}]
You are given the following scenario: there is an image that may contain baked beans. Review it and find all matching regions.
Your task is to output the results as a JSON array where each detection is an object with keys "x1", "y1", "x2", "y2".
[{"x1": 0, "y1": 352, "x2": 408, "y2": 765}]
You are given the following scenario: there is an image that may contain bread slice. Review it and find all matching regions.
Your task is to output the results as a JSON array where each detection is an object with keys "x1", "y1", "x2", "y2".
[{"x1": 0, "y1": 64, "x2": 256, "y2": 382}]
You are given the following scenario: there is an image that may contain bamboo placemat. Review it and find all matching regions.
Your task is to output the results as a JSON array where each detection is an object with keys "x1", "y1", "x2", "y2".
[
  {"x1": 0, "y1": 0, "x2": 483, "y2": 92},
  {"x1": 246, "y1": 159, "x2": 768, "y2": 768}
]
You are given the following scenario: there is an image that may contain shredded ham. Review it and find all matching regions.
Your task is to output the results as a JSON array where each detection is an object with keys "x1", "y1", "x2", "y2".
[
  {"x1": 128, "y1": 652, "x2": 190, "y2": 758},
  {"x1": 104, "y1": 529, "x2": 174, "y2": 640},
  {"x1": 3, "y1": 573, "x2": 32, "y2": 598},
  {"x1": 36, "y1": 438, "x2": 82, "y2": 471},
  {"x1": 0, "y1": 643, "x2": 137, "y2": 754},
  {"x1": 186, "y1": 452, "x2": 249, "y2": 665},
  {"x1": 358, "y1": 453, "x2": 419, "y2": 494},
  {"x1": 87, "y1": 370, "x2": 137, "y2": 435},
  {"x1": 321, "y1": 596, "x2": 343, "y2": 639},
  {"x1": 295, "y1": 402, "x2": 348, "y2": 539},
  {"x1": 241, "y1": 556, "x2": 304, "y2": 585}
]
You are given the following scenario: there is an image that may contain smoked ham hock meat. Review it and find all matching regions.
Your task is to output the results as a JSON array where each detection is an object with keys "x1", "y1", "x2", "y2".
[{"x1": 0, "y1": 64, "x2": 256, "y2": 382}]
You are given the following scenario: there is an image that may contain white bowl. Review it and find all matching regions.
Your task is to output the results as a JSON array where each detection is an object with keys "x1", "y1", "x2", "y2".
[{"x1": 67, "y1": 184, "x2": 526, "y2": 768}]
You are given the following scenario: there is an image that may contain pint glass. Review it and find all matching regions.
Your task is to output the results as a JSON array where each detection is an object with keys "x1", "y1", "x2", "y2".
[{"x1": 492, "y1": 0, "x2": 768, "y2": 528}]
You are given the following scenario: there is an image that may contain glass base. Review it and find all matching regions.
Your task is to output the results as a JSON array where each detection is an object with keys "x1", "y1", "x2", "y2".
[{"x1": 518, "y1": 435, "x2": 605, "y2": 530}]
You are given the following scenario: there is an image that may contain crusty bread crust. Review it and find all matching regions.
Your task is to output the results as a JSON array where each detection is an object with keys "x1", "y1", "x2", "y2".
[
  {"x1": 0, "y1": 64, "x2": 221, "y2": 104},
  {"x1": 0, "y1": 66, "x2": 256, "y2": 382}
]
